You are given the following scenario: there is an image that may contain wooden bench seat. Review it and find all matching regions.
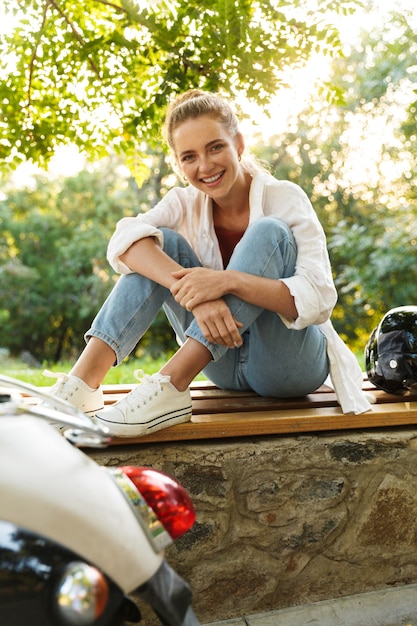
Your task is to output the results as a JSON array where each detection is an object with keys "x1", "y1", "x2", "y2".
[{"x1": 100, "y1": 380, "x2": 417, "y2": 446}]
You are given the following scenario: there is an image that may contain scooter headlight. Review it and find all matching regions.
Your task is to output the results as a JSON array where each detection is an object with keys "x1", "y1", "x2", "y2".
[{"x1": 54, "y1": 561, "x2": 109, "y2": 625}]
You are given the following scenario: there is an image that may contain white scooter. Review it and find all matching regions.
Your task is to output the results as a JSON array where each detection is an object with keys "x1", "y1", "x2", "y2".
[{"x1": 0, "y1": 374, "x2": 200, "y2": 626}]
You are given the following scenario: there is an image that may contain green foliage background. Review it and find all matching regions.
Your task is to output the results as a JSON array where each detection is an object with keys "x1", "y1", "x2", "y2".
[
  {"x1": 0, "y1": 156, "x2": 179, "y2": 362},
  {"x1": 0, "y1": 0, "x2": 416, "y2": 366}
]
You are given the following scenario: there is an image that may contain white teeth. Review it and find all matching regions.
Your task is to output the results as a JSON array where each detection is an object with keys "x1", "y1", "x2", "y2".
[{"x1": 202, "y1": 172, "x2": 223, "y2": 183}]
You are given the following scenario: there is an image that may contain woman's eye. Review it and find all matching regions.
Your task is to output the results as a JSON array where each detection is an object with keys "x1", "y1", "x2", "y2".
[
  {"x1": 211, "y1": 143, "x2": 223, "y2": 152},
  {"x1": 181, "y1": 154, "x2": 195, "y2": 162}
]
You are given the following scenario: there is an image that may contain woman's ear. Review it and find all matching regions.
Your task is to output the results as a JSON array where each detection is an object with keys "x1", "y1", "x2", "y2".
[
  {"x1": 237, "y1": 132, "x2": 245, "y2": 159},
  {"x1": 169, "y1": 154, "x2": 187, "y2": 184}
]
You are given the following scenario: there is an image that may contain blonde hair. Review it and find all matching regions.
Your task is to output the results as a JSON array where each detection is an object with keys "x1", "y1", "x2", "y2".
[
  {"x1": 163, "y1": 89, "x2": 239, "y2": 149},
  {"x1": 163, "y1": 89, "x2": 264, "y2": 176}
]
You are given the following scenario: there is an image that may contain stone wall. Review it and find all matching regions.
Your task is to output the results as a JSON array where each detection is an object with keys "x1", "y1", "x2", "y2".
[{"x1": 88, "y1": 427, "x2": 417, "y2": 625}]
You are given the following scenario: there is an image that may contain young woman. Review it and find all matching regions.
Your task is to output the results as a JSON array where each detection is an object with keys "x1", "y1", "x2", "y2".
[{"x1": 46, "y1": 89, "x2": 371, "y2": 436}]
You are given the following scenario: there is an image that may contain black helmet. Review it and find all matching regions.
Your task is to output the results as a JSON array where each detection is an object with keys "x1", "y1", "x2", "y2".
[{"x1": 365, "y1": 306, "x2": 417, "y2": 393}]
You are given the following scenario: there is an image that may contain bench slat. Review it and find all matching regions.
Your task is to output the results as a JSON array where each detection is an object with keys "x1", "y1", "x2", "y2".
[
  {"x1": 102, "y1": 383, "x2": 413, "y2": 415},
  {"x1": 109, "y1": 401, "x2": 417, "y2": 445}
]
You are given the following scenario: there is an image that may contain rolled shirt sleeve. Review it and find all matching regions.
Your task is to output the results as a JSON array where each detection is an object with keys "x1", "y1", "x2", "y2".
[
  {"x1": 280, "y1": 272, "x2": 336, "y2": 329},
  {"x1": 106, "y1": 188, "x2": 193, "y2": 274},
  {"x1": 107, "y1": 219, "x2": 165, "y2": 274},
  {"x1": 259, "y1": 178, "x2": 337, "y2": 328}
]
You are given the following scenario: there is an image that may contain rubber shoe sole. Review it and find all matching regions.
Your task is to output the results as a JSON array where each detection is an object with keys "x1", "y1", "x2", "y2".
[{"x1": 95, "y1": 404, "x2": 192, "y2": 438}]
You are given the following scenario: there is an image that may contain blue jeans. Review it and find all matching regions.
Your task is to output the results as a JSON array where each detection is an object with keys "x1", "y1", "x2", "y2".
[{"x1": 87, "y1": 218, "x2": 329, "y2": 397}]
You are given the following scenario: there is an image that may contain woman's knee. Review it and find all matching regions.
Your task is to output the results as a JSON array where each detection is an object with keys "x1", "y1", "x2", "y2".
[
  {"x1": 159, "y1": 228, "x2": 185, "y2": 253},
  {"x1": 245, "y1": 217, "x2": 295, "y2": 247},
  {"x1": 237, "y1": 218, "x2": 297, "y2": 263},
  {"x1": 159, "y1": 228, "x2": 200, "y2": 267},
  {"x1": 229, "y1": 217, "x2": 297, "y2": 277}
]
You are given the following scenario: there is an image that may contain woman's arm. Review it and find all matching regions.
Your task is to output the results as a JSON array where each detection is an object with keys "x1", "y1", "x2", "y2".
[
  {"x1": 120, "y1": 237, "x2": 181, "y2": 289},
  {"x1": 170, "y1": 267, "x2": 298, "y2": 321},
  {"x1": 226, "y1": 270, "x2": 298, "y2": 319},
  {"x1": 107, "y1": 187, "x2": 192, "y2": 275}
]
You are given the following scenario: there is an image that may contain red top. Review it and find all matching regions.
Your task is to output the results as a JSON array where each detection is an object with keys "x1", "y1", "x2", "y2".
[{"x1": 214, "y1": 226, "x2": 245, "y2": 267}]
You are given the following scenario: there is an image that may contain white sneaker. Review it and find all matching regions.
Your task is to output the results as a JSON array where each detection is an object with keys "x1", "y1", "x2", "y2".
[
  {"x1": 95, "y1": 371, "x2": 192, "y2": 438},
  {"x1": 41, "y1": 371, "x2": 104, "y2": 416}
]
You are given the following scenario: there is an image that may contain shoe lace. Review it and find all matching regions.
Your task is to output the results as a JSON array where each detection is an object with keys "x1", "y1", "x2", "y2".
[
  {"x1": 42, "y1": 370, "x2": 68, "y2": 385},
  {"x1": 42, "y1": 370, "x2": 74, "y2": 399},
  {"x1": 127, "y1": 370, "x2": 170, "y2": 408},
  {"x1": 43, "y1": 369, "x2": 68, "y2": 382}
]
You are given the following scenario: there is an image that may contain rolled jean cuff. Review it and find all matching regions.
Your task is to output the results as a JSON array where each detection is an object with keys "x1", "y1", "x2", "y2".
[
  {"x1": 84, "y1": 329, "x2": 123, "y2": 366},
  {"x1": 185, "y1": 327, "x2": 225, "y2": 362}
]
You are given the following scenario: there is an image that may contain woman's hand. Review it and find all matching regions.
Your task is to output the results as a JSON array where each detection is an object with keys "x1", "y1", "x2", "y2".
[
  {"x1": 191, "y1": 299, "x2": 243, "y2": 348},
  {"x1": 170, "y1": 267, "x2": 227, "y2": 310},
  {"x1": 170, "y1": 268, "x2": 242, "y2": 347}
]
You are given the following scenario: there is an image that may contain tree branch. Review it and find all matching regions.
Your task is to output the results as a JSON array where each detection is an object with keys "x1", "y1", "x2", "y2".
[
  {"x1": 47, "y1": 0, "x2": 101, "y2": 78},
  {"x1": 93, "y1": 0, "x2": 127, "y2": 13},
  {"x1": 26, "y1": 0, "x2": 49, "y2": 111}
]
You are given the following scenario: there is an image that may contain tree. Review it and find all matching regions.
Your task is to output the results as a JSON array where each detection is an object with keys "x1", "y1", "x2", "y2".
[
  {"x1": 0, "y1": 158, "x2": 178, "y2": 361},
  {"x1": 0, "y1": 0, "x2": 354, "y2": 175}
]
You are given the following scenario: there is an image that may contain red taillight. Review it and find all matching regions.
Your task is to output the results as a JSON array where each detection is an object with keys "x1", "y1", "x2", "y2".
[{"x1": 120, "y1": 466, "x2": 196, "y2": 540}]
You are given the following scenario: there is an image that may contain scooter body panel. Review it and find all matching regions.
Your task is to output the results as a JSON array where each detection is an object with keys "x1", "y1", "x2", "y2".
[{"x1": 0, "y1": 416, "x2": 163, "y2": 593}]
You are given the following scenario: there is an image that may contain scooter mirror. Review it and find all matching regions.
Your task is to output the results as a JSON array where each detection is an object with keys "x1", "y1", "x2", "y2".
[{"x1": 0, "y1": 374, "x2": 111, "y2": 448}]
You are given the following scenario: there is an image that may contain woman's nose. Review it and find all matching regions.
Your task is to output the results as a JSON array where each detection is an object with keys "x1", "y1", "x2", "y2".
[{"x1": 198, "y1": 155, "x2": 213, "y2": 174}]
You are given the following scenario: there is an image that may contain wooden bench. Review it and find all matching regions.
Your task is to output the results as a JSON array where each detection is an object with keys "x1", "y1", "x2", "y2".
[{"x1": 101, "y1": 379, "x2": 417, "y2": 446}]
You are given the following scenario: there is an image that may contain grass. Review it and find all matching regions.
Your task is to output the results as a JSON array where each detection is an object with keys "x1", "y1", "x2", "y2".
[
  {"x1": 0, "y1": 352, "x2": 190, "y2": 387},
  {"x1": 0, "y1": 347, "x2": 365, "y2": 389}
]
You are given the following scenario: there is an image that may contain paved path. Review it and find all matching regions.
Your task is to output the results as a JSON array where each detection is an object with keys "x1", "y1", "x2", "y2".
[{"x1": 203, "y1": 584, "x2": 417, "y2": 625}]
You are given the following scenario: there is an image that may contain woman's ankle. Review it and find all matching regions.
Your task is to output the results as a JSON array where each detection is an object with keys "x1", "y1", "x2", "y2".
[{"x1": 159, "y1": 369, "x2": 190, "y2": 392}]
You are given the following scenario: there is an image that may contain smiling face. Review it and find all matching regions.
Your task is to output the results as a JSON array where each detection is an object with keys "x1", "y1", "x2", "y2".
[{"x1": 172, "y1": 115, "x2": 247, "y2": 205}]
